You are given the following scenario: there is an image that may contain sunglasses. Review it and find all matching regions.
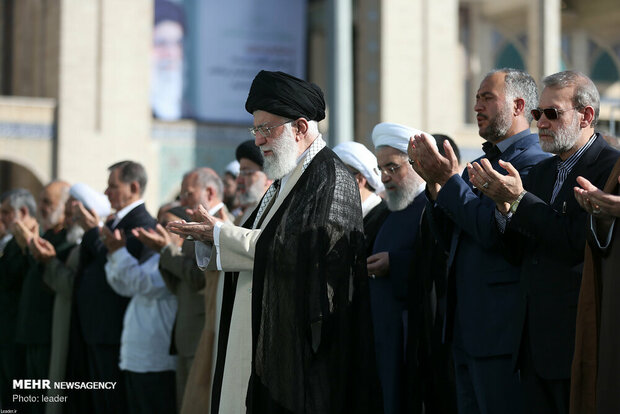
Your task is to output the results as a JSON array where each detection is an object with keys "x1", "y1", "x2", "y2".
[{"x1": 531, "y1": 107, "x2": 578, "y2": 121}]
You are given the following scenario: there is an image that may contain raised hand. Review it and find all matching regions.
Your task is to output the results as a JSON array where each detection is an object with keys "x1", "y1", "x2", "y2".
[
  {"x1": 30, "y1": 237, "x2": 57, "y2": 263},
  {"x1": 13, "y1": 219, "x2": 38, "y2": 251},
  {"x1": 100, "y1": 225, "x2": 125, "y2": 253},
  {"x1": 73, "y1": 201, "x2": 100, "y2": 231},
  {"x1": 132, "y1": 224, "x2": 173, "y2": 251},
  {"x1": 468, "y1": 159, "x2": 524, "y2": 208},
  {"x1": 409, "y1": 133, "x2": 460, "y2": 186},
  {"x1": 574, "y1": 175, "x2": 620, "y2": 218}
]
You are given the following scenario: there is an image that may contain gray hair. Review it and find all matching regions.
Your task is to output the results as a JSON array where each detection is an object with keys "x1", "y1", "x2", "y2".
[
  {"x1": 108, "y1": 161, "x2": 148, "y2": 195},
  {"x1": 2, "y1": 188, "x2": 36, "y2": 216},
  {"x1": 486, "y1": 68, "x2": 539, "y2": 123},
  {"x1": 183, "y1": 167, "x2": 224, "y2": 200},
  {"x1": 542, "y1": 70, "x2": 600, "y2": 127}
]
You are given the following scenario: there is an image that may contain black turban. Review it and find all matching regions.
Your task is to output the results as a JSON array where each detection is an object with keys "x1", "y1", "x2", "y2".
[
  {"x1": 245, "y1": 71, "x2": 326, "y2": 122},
  {"x1": 236, "y1": 140, "x2": 264, "y2": 167},
  {"x1": 155, "y1": 0, "x2": 186, "y2": 30}
]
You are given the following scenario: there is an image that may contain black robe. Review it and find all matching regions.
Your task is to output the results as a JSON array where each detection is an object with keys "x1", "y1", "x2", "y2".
[
  {"x1": 363, "y1": 200, "x2": 390, "y2": 258},
  {"x1": 211, "y1": 147, "x2": 383, "y2": 414}
]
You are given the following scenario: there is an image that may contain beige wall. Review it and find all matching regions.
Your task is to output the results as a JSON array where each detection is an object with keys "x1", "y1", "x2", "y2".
[{"x1": 55, "y1": 0, "x2": 160, "y2": 212}]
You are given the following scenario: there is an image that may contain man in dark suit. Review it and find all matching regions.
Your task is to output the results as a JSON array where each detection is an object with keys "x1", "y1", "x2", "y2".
[
  {"x1": 469, "y1": 70, "x2": 620, "y2": 413},
  {"x1": 410, "y1": 68, "x2": 550, "y2": 414},
  {"x1": 73, "y1": 161, "x2": 156, "y2": 414}
]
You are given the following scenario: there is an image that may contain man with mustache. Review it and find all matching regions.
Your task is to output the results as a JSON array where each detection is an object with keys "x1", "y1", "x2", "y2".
[
  {"x1": 410, "y1": 69, "x2": 549, "y2": 414},
  {"x1": 168, "y1": 70, "x2": 381, "y2": 414},
  {"x1": 469, "y1": 70, "x2": 620, "y2": 413}
]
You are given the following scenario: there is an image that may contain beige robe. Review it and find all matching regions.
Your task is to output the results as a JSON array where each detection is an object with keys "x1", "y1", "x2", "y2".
[
  {"x1": 43, "y1": 246, "x2": 80, "y2": 414},
  {"x1": 571, "y1": 157, "x2": 620, "y2": 414},
  {"x1": 207, "y1": 159, "x2": 307, "y2": 414}
]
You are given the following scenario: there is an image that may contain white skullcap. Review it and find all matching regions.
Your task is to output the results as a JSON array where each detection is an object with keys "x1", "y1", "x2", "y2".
[
  {"x1": 225, "y1": 160, "x2": 240, "y2": 177},
  {"x1": 333, "y1": 141, "x2": 385, "y2": 193},
  {"x1": 371, "y1": 122, "x2": 436, "y2": 154},
  {"x1": 69, "y1": 182, "x2": 111, "y2": 218}
]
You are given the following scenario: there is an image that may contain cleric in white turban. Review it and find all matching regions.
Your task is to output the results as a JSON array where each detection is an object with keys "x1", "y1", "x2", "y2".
[{"x1": 333, "y1": 141, "x2": 389, "y2": 256}]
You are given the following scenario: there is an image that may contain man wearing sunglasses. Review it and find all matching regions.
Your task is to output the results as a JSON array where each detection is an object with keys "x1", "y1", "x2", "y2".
[
  {"x1": 168, "y1": 70, "x2": 381, "y2": 414},
  {"x1": 409, "y1": 68, "x2": 549, "y2": 414},
  {"x1": 468, "y1": 70, "x2": 620, "y2": 414}
]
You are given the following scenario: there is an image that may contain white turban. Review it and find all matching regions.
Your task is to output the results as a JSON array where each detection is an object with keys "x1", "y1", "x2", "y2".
[
  {"x1": 225, "y1": 160, "x2": 240, "y2": 177},
  {"x1": 333, "y1": 141, "x2": 384, "y2": 193},
  {"x1": 371, "y1": 122, "x2": 436, "y2": 154},
  {"x1": 70, "y1": 182, "x2": 111, "y2": 218}
]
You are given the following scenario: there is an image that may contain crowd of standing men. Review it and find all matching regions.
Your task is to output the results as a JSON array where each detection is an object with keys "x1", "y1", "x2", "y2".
[{"x1": 1, "y1": 67, "x2": 619, "y2": 414}]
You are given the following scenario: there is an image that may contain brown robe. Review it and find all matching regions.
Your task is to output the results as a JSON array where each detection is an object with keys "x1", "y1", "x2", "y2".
[{"x1": 570, "y1": 157, "x2": 620, "y2": 414}]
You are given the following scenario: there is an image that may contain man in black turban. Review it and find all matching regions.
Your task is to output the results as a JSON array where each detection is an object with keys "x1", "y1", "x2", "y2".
[{"x1": 168, "y1": 70, "x2": 383, "y2": 413}]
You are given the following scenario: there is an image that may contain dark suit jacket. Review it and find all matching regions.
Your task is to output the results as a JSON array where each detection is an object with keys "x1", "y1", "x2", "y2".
[
  {"x1": 428, "y1": 132, "x2": 550, "y2": 357},
  {"x1": 0, "y1": 238, "x2": 26, "y2": 345},
  {"x1": 506, "y1": 133, "x2": 620, "y2": 379},
  {"x1": 15, "y1": 228, "x2": 74, "y2": 345},
  {"x1": 75, "y1": 203, "x2": 156, "y2": 345}
]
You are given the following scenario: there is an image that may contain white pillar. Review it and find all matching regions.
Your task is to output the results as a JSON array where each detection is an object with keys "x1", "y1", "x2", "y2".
[
  {"x1": 327, "y1": 0, "x2": 354, "y2": 146},
  {"x1": 528, "y1": 0, "x2": 561, "y2": 82}
]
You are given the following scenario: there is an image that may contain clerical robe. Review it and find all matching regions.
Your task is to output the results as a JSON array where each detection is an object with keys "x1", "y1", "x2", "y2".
[
  {"x1": 571, "y1": 156, "x2": 620, "y2": 414},
  {"x1": 208, "y1": 143, "x2": 383, "y2": 414}
]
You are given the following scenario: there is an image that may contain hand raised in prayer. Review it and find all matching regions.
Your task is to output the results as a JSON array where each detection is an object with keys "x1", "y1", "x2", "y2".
[
  {"x1": 100, "y1": 226, "x2": 125, "y2": 253},
  {"x1": 73, "y1": 201, "x2": 100, "y2": 231},
  {"x1": 167, "y1": 205, "x2": 217, "y2": 243},
  {"x1": 467, "y1": 159, "x2": 523, "y2": 214},
  {"x1": 132, "y1": 224, "x2": 173, "y2": 251},
  {"x1": 409, "y1": 133, "x2": 460, "y2": 186},
  {"x1": 367, "y1": 251, "x2": 390, "y2": 279},
  {"x1": 13, "y1": 218, "x2": 38, "y2": 252},
  {"x1": 30, "y1": 237, "x2": 57, "y2": 263},
  {"x1": 574, "y1": 175, "x2": 620, "y2": 219}
]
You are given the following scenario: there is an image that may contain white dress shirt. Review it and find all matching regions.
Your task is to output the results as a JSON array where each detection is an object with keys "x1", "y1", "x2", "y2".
[{"x1": 105, "y1": 248, "x2": 177, "y2": 372}]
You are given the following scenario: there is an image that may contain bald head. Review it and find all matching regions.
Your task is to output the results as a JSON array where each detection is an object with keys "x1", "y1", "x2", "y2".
[
  {"x1": 39, "y1": 181, "x2": 70, "y2": 231},
  {"x1": 180, "y1": 167, "x2": 224, "y2": 210}
]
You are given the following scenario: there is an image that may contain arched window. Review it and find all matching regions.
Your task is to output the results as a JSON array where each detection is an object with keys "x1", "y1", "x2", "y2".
[
  {"x1": 591, "y1": 51, "x2": 620, "y2": 83},
  {"x1": 495, "y1": 43, "x2": 525, "y2": 70}
]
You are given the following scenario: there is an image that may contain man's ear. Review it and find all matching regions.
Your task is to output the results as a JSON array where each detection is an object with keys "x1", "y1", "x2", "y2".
[
  {"x1": 581, "y1": 106, "x2": 595, "y2": 128},
  {"x1": 130, "y1": 181, "x2": 140, "y2": 196},
  {"x1": 293, "y1": 118, "x2": 309, "y2": 140},
  {"x1": 514, "y1": 98, "x2": 525, "y2": 117}
]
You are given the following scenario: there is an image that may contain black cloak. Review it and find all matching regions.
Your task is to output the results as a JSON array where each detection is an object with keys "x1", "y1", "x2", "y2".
[{"x1": 211, "y1": 147, "x2": 383, "y2": 414}]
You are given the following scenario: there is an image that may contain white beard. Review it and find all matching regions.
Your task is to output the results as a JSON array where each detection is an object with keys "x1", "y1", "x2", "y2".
[
  {"x1": 384, "y1": 170, "x2": 424, "y2": 211},
  {"x1": 66, "y1": 224, "x2": 85, "y2": 245},
  {"x1": 539, "y1": 112, "x2": 581, "y2": 154},
  {"x1": 151, "y1": 63, "x2": 183, "y2": 120},
  {"x1": 262, "y1": 126, "x2": 299, "y2": 180}
]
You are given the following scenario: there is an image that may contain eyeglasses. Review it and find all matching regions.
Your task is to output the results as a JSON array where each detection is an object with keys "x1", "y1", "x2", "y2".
[
  {"x1": 377, "y1": 163, "x2": 402, "y2": 176},
  {"x1": 531, "y1": 107, "x2": 578, "y2": 121},
  {"x1": 249, "y1": 120, "x2": 294, "y2": 138},
  {"x1": 238, "y1": 169, "x2": 260, "y2": 177}
]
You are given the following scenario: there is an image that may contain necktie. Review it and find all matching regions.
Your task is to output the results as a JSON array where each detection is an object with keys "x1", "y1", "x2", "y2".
[
  {"x1": 253, "y1": 180, "x2": 281, "y2": 229},
  {"x1": 482, "y1": 141, "x2": 501, "y2": 161}
]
